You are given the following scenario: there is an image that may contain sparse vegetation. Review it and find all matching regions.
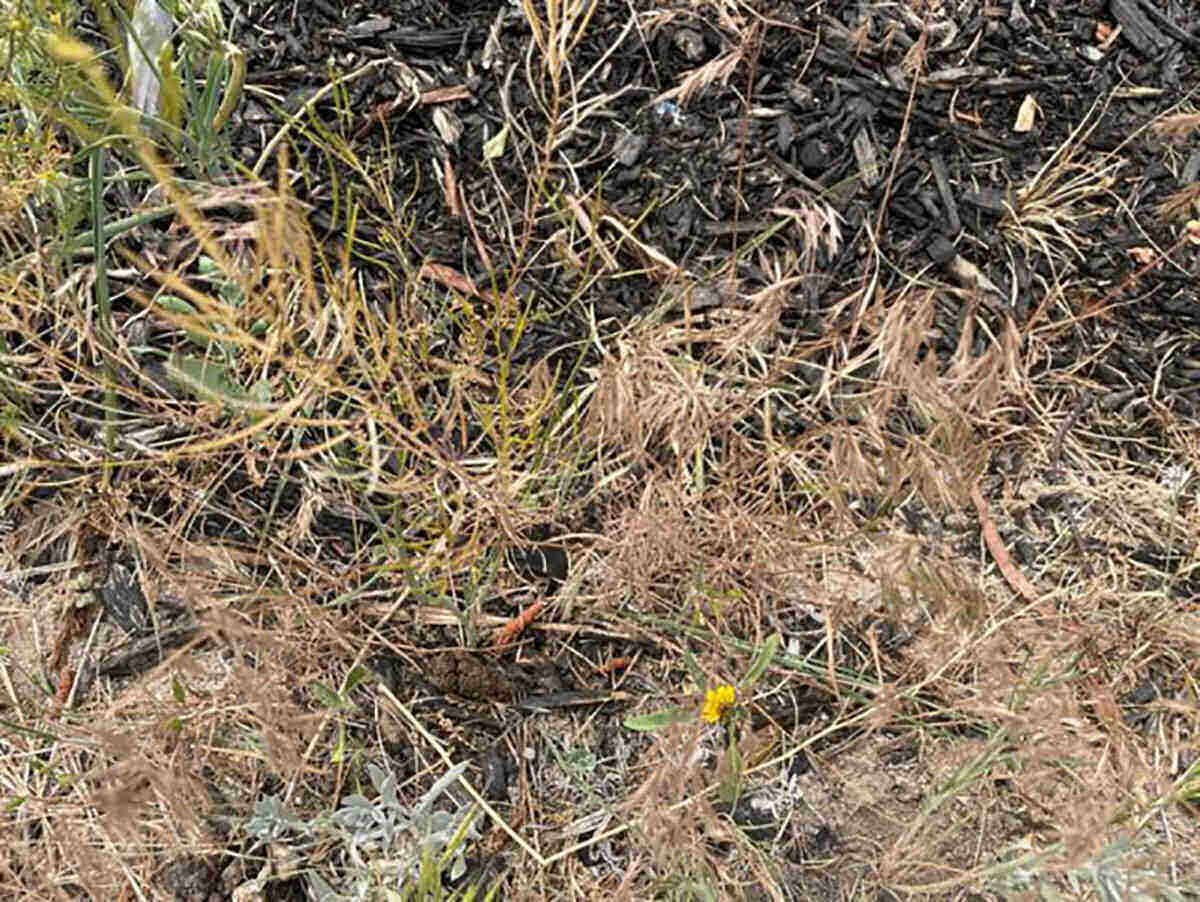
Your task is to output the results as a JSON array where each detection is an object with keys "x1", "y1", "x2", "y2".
[{"x1": 1, "y1": 0, "x2": 1198, "y2": 900}]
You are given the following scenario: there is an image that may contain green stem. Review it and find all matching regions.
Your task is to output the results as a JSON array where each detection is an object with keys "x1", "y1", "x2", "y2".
[{"x1": 89, "y1": 144, "x2": 117, "y2": 485}]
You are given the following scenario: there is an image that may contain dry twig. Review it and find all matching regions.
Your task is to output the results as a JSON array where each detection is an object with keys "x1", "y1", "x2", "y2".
[{"x1": 969, "y1": 480, "x2": 1037, "y2": 602}]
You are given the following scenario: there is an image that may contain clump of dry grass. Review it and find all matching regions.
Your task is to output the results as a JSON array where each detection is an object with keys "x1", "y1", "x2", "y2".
[{"x1": 569, "y1": 184, "x2": 1200, "y2": 894}]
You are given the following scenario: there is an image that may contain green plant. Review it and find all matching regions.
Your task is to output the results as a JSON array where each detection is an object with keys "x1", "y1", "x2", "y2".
[
  {"x1": 993, "y1": 835, "x2": 1187, "y2": 902},
  {"x1": 624, "y1": 633, "x2": 779, "y2": 804},
  {"x1": 245, "y1": 761, "x2": 481, "y2": 900},
  {"x1": 623, "y1": 633, "x2": 778, "y2": 732},
  {"x1": 24, "y1": 0, "x2": 239, "y2": 168},
  {"x1": 152, "y1": 252, "x2": 275, "y2": 412}
]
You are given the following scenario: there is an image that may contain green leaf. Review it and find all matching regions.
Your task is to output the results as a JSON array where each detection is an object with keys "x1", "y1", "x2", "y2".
[
  {"x1": 741, "y1": 633, "x2": 780, "y2": 689},
  {"x1": 483, "y1": 124, "x2": 509, "y2": 160},
  {"x1": 158, "y1": 295, "x2": 215, "y2": 349},
  {"x1": 623, "y1": 707, "x2": 692, "y2": 731},
  {"x1": 167, "y1": 353, "x2": 245, "y2": 403},
  {"x1": 157, "y1": 43, "x2": 185, "y2": 136},
  {"x1": 212, "y1": 42, "x2": 246, "y2": 136},
  {"x1": 158, "y1": 295, "x2": 199, "y2": 316},
  {"x1": 249, "y1": 378, "x2": 272, "y2": 404},
  {"x1": 310, "y1": 681, "x2": 344, "y2": 709},
  {"x1": 167, "y1": 353, "x2": 273, "y2": 413},
  {"x1": 682, "y1": 646, "x2": 706, "y2": 689},
  {"x1": 331, "y1": 725, "x2": 345, "y2": 763},
  {"x1": 342, "y1": 664, "x2": 370, "y2": 695},
  {"x1": 171, "y1": 674, "x2": 186, "y2": 703}
]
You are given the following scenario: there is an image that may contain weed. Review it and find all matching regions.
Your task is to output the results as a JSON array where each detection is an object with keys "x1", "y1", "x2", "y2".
[{"x1": 246, "y1": 761, "x2": 481, "y2": 900}]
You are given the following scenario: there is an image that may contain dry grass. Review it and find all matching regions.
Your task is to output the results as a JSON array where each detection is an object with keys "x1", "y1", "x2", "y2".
[{"x1": 1, "y1": 1, "x2": 1199, "y2": 900}]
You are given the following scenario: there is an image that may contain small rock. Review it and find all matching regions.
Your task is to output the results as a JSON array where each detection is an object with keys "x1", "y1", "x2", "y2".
[{"x1": 613, "y1": 133, "x2": 648, "y2": 167}]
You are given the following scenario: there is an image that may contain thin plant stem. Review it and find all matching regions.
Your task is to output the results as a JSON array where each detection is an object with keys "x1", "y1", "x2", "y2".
[{"x1": 89, "y1": 143, "x2": 117, "y2": 485}]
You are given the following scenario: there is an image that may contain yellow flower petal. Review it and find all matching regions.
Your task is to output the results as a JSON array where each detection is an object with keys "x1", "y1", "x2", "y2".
[{"x1": 701, "y1": 685, "x2": 736, "y2": 723}]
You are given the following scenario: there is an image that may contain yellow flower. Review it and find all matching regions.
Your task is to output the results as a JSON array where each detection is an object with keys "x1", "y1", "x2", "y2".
[{"x1": 701, "y1": 685, "x2": 736, "y2": 724}]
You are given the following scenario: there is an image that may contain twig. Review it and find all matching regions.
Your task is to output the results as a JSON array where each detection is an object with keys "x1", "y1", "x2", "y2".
[
  {"x1": 874, "y1": 26, "x2": 926, "y2": 240},
  {"x1": 969, "y1": 481, "x2": 1038, "y2": 601},
  {"x1": 1052, "y1": 391, "x2": 1094, "y2": 474}
]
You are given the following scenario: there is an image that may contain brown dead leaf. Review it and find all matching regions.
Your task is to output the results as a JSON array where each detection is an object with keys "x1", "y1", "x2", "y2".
[
  {"x1": 444, "y1": 157, "x2": 461, "y2": 218},
  {"x1": 969, "y1": 481, "x2": 1037, "y2": 602},
  {"x1": 1013, "y1": 94, "x2": 1039, "y2": 133},
  {"x1": 417, "y1": 262, "x2": 481, "y2": 298}
]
